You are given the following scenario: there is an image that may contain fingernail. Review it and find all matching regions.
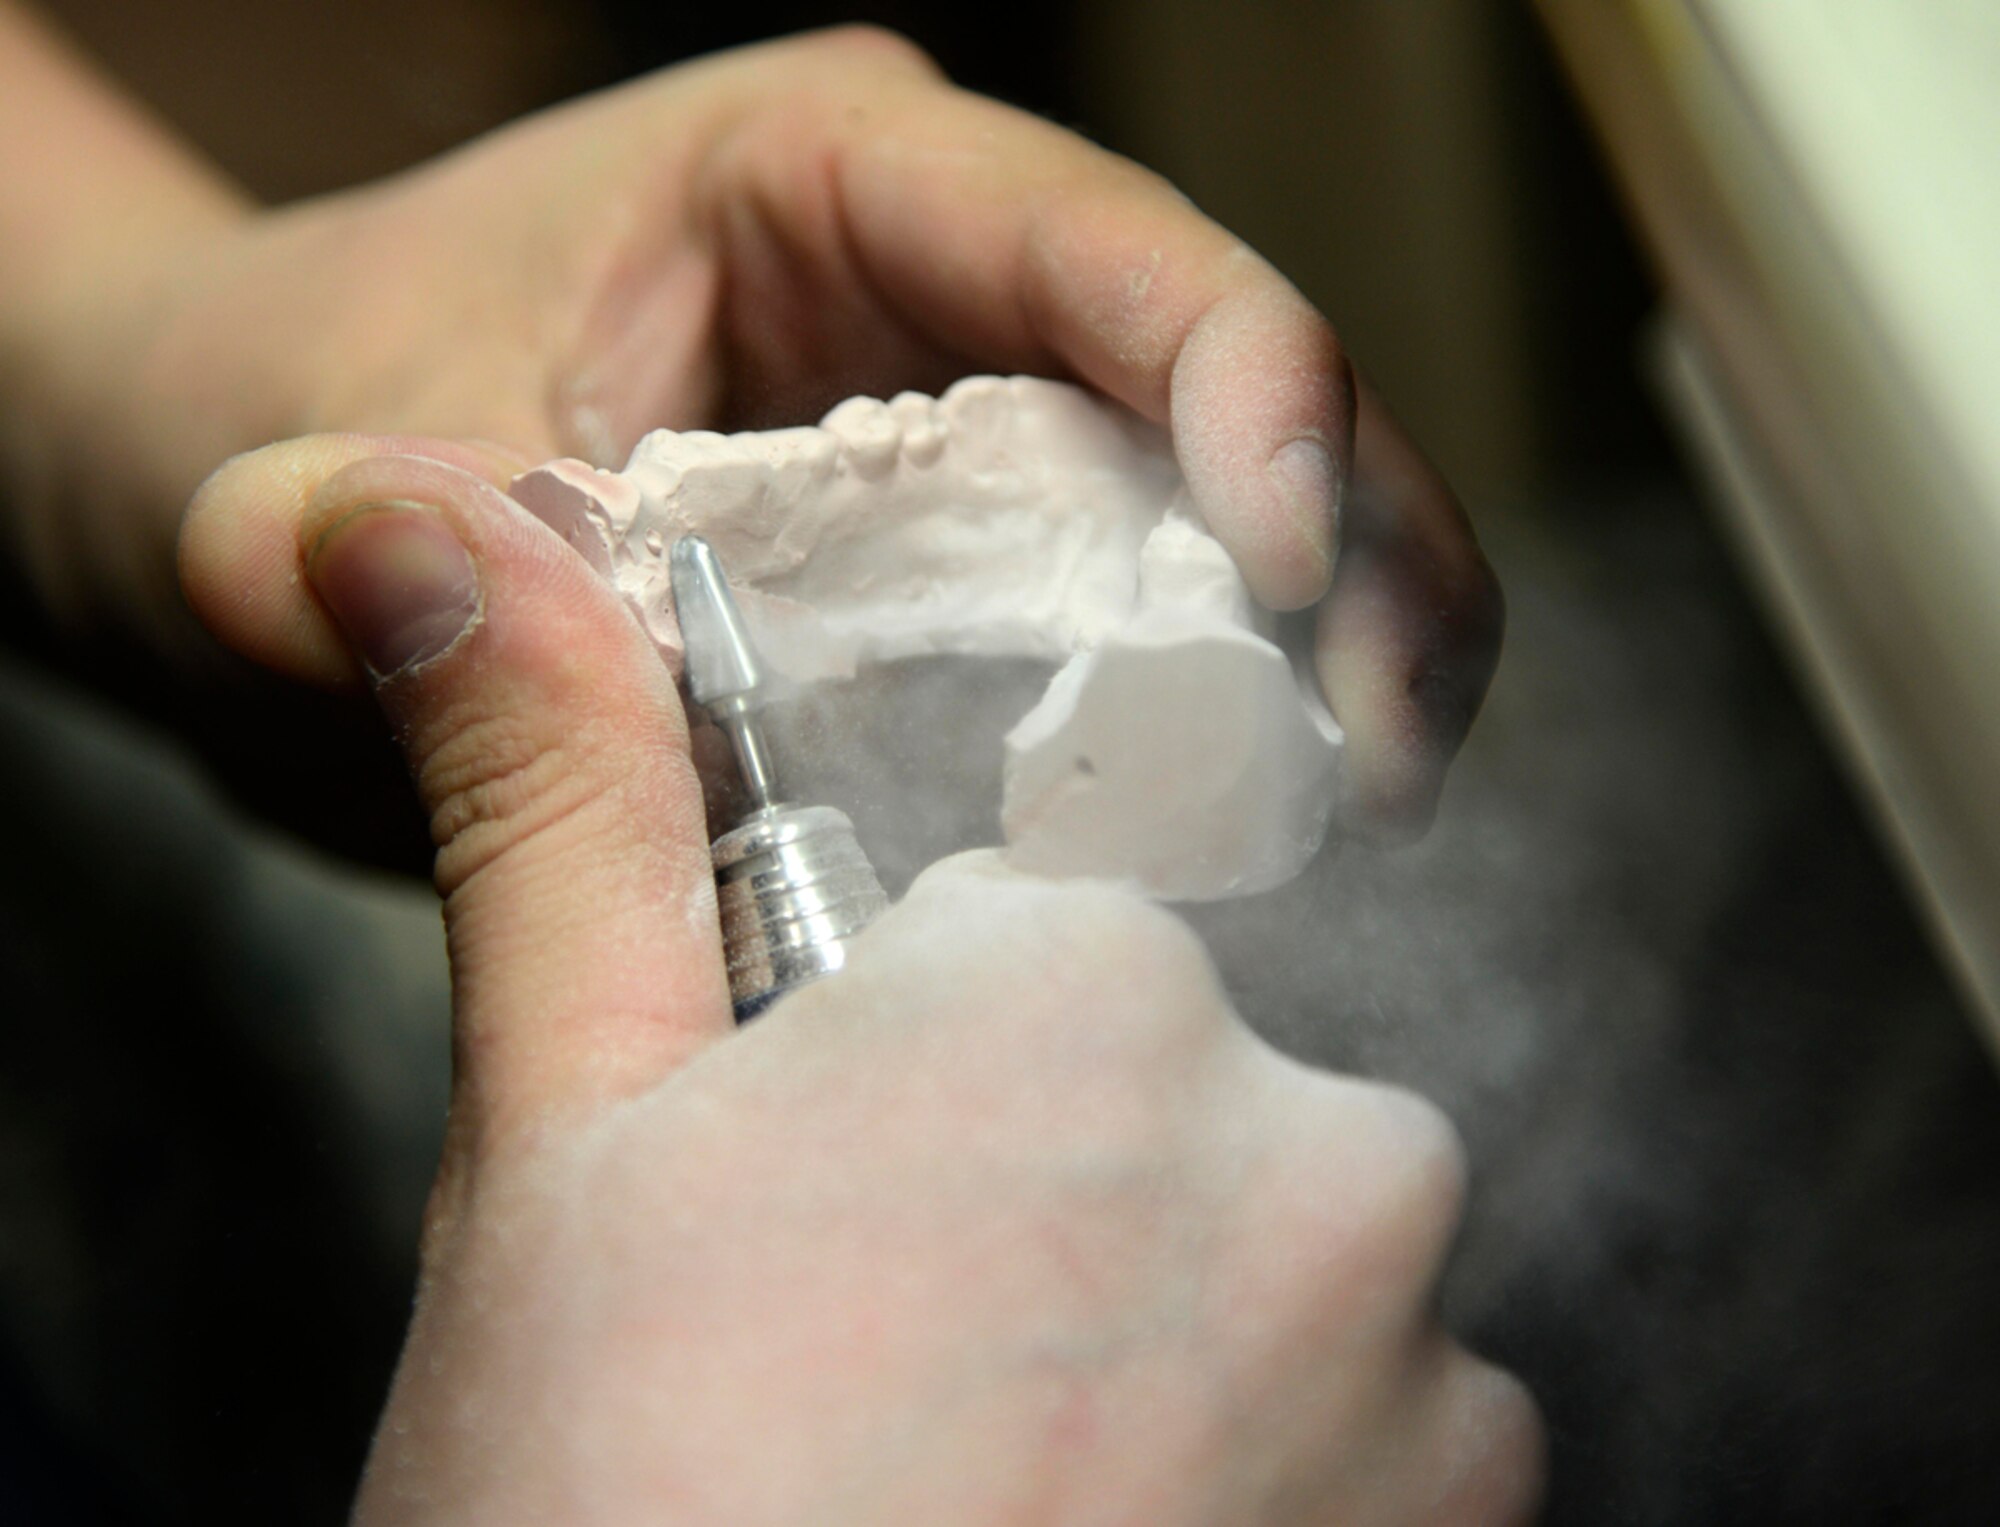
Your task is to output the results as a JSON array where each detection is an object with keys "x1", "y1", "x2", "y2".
[
  {"x1": 1267, "y1": 436, "x2": 1338, "y2": 577},
  {"x1": 307, "y1": 503, "x2": 481, "y2": 678}
]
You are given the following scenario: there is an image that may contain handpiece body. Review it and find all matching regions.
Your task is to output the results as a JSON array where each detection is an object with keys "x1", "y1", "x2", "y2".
[{"x1": 712, "y1": 804, "x2": 889, "y2": 1020}]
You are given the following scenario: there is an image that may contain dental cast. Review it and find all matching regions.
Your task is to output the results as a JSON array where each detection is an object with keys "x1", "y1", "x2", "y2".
[{"x1": 511, "y1": 376, "x2": 1342, "y2": 900}]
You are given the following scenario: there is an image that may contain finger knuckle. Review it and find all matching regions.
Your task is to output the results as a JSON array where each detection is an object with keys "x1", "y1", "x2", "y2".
[
  {"x1": 1276, "y1": 1080, "x2": 1468, "y2": 1288},
  {"x1": 801, "y1": 23, "x2": 945, "y2": 80},
  {"x1": 1277, "y1": 297, "x2": 1354, "y2": 411},
  {"x1": 420, "y1": 709, "x2": 604, "y2": 896},
  {"x1": 1434, "y1": 1357, "x2": 1547, "y2": 1526},
  {"x1": 956, "y1": 890, "x2": 1237, "y2": 1097},
  {"x1": 1424, "y1": 544, "x2": 1505, "y2": 710},
  {"x1": 1082, "y1": 892, "x2": 1212, "y2": 985},
  {"x1": 1367, "y1": 1086, "x2": 1470, "y2": 1236},
  {"x1": 1462, "y1": 547, "x2": 1506, "y2": 650},
  {"x1": 869, "y1": 875, "x2": 1237, "y2": 1082},
  {"x1": 1065, "y1": 894, "x2": 1231, "y2": 1036}
]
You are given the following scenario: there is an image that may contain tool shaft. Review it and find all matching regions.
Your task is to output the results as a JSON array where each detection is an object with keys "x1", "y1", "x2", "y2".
[{"x1": 712, "y1": 697, "x2": 779, "y2": 813}]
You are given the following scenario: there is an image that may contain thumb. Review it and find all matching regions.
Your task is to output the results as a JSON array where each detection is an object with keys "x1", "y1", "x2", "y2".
[
  {"x1": 197, "y1": 441, "x2": 735, "y2": 1135},
  {"x1": 179, "y1": 432, "x2": 534, "y2": 691}
]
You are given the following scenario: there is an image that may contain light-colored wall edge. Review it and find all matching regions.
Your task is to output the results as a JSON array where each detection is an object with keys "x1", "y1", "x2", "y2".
[
  {"x1": 1539, "y1": 0, "x2": 2000, "y2": 1051},
  {"x1": 1656, "y1": 319, "x2": 2000, "y2": 1049}
]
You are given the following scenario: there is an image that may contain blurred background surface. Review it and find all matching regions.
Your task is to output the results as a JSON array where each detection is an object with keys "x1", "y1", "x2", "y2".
[{"x1": 6, "y1": 1, "x2": 2000, "y2": 1522}]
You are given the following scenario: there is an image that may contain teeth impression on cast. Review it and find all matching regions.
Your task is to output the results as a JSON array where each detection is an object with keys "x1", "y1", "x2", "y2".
[{"x1": 510, "y1": 375, "x2": 1343, "y2": 901}]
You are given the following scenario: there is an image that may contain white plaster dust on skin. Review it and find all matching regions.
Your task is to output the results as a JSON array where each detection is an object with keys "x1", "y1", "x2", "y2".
[{"x1": 511, "y1": 376, "x2": 1343, "y2": 900}]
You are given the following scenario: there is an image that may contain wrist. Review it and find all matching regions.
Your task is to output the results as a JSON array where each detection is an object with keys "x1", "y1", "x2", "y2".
[{"x1": 0, "y1": 1, "x2": 257, "y2": 642}]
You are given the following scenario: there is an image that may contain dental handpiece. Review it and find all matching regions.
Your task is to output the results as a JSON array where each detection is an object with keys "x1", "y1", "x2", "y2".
[{"x1": 668, "y1": 535, "x2": 889, "y2": 1021}]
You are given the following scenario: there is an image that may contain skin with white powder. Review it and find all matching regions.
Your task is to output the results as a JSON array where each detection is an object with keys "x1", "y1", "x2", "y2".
[{"x1": 511, "y1": 375, "x2": 1343, "y2": 900}]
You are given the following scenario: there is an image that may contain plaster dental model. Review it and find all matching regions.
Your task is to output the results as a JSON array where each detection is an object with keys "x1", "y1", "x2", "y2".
[{"x1": 511, "y1": 376, "x2": 1343, "y2": 900}]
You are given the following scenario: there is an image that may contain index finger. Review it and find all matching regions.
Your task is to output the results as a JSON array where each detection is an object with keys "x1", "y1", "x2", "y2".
[
  {"x1": 698, "y1": 34, "x2": 1500, "y2": 832},
  {"x1": 708, "y1": 50, "x2": 1352, "y2": 612}
]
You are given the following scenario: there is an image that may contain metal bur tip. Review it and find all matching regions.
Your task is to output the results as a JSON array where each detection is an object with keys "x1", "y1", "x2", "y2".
[
  {"x1": 669, "y1": 534, "x2": 767, "y2": 708},
  {"x1": 669, "y1": 534, "x2": 781, "y2": 812}
]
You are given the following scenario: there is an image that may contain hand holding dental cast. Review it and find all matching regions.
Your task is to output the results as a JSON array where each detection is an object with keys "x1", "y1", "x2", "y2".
[
  {"x1": 2, "y1": 4, "x2": 1528, "y2": 1517},
  {"x1": 281, "y1": 458, "x2": 1543, "y2": 1526},
  {"x1": 0, "y1": 14, "x2": 1499, "y2": 860},
  {"x1": 520, "y1": 377, "x2": 1347, "y2": 902}
]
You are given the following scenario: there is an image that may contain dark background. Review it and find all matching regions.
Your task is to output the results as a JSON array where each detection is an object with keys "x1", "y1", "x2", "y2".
[{"x1": 6, "y1": 3, "x2": 2000, "y2": 1522}]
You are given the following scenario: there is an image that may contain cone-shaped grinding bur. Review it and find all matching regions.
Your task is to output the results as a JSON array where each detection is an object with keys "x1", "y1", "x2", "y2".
[{"x1": 669, "y1": 533, "x2": 779, "y2": 811}]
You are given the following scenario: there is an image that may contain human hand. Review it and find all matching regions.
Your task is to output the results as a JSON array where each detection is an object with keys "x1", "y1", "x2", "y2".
[
  {"x1": 105, "y1": 27, "x2": 1503, "y2": 842},
  {"x1": 224, "y1": 454, "x2": 1541, "y2": 1523}
]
